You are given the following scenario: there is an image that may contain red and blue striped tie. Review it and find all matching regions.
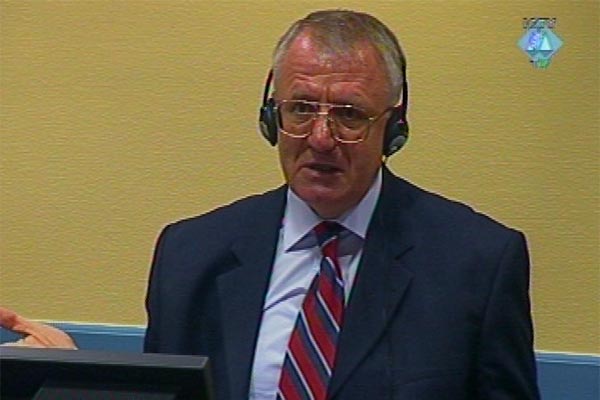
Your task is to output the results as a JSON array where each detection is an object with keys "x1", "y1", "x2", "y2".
[{"x1": 277, "y1": 221, "x2": 345, "y2": 400}]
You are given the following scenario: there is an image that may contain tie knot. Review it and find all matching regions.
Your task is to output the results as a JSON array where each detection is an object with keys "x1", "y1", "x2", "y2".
[{"x1": 313, "y1": 221, "x2": 343, "y2": 248}]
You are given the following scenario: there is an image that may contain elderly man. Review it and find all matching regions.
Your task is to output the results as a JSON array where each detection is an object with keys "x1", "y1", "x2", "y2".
[{"x1": 145, "y1": 10, "x2": 539, "y2": 400}]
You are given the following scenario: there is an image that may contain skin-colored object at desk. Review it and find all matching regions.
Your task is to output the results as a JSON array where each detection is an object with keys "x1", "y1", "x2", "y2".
[{"x1": 0, "y1": 307, "x2": 77, "y2": 349}]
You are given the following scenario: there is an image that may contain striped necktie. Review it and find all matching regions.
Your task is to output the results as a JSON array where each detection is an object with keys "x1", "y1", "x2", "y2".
[{"x1": 277, "y1": 221, "x2": 345, "y2": 400}]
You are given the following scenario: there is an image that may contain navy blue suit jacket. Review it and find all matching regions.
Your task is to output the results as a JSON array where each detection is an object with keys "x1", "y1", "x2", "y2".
[{"x1": 144, "y1": 167, "x2": 540, "y2": 399}]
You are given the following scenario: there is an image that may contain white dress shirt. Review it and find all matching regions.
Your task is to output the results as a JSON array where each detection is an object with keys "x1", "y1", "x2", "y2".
[{"x1": 248, "y1": 169, "x2": 382, "y2": 400}]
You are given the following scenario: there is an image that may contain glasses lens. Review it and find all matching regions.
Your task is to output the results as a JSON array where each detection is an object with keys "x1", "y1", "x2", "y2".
[
  {"x1": 330, "y1": 105, "x2": 370, "y2": 141},
  {"x1": 278, "y1": 101, "x2": 317, "y2": 136}
]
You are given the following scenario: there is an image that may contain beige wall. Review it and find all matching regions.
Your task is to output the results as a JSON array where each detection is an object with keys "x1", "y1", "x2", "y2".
[{"x1": 1, "y1": 1, "x2": 598, "y2": 354}]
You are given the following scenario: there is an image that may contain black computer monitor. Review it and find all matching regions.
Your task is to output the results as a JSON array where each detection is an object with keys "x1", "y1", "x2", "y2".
[{"x1": 0, "y1": 347, "x2": 214, "y2": 400}]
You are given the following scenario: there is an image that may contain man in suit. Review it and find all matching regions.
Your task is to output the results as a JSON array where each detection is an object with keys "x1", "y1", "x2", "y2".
[{"x1": 144, "y1": 10, "x2": 540, "y2": 400}]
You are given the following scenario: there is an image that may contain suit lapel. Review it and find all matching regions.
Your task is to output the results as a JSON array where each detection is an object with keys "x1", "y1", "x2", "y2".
[
  {"x1": 329, "y1": 168, "x2": 417, "y2": 397},
  {"x1": 216, "y1": 187, "x2": 286, "y2": 400}
]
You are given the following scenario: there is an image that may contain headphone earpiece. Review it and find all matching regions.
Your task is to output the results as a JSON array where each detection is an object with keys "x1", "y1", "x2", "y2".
[
  {"x1": 259, "y1": 97, "x2": 278, "y2": 146},
  {"x1": 382, "y1": 105, "x2": 409, "y2": 157},
  {"x1": 258, "y1": 70, "x2": 279, "y2": 146},
  {"x1": 382, "y1": 65, "x2": 409, "y2": 157}
]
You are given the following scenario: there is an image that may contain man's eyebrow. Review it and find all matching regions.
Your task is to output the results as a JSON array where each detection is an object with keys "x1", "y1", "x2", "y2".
[{"x1": 289, "y1": 93, "x2": 319, "y2": 102}]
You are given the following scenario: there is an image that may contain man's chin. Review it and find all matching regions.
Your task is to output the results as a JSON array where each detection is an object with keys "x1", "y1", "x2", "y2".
[{"x1": 293, "y1": 186, "x2": 348, "y2": 219}]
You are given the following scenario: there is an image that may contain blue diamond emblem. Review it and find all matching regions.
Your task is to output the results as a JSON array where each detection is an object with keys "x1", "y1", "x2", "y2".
[{"x1": 518, "y1": 27, "x2": 563, "y2": 63}]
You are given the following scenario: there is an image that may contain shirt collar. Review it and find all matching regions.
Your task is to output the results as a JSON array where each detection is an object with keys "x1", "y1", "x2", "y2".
[{"x1": 281, "y1": 168, "x2": 382, "y2": 251}]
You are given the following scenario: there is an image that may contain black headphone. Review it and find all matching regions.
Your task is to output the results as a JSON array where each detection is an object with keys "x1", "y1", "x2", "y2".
[{"x1": 258, "y1": 65, "x2": 409, "y2": 157}]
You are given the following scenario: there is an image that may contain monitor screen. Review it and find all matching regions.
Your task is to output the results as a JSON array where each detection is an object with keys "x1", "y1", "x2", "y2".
[{"x1": 0, "y1": 347, "x2": 213, "y2": 400}]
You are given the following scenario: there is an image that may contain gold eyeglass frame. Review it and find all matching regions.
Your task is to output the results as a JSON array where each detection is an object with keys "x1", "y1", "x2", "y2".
[{"x1": 275, "y1": 99, "x2": 393, "y2": 144}]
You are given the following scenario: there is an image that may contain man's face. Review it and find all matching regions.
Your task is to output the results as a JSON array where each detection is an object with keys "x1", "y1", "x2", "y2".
[{"x1": 275, "y1": 32, "x2": 393, "y2": 219}]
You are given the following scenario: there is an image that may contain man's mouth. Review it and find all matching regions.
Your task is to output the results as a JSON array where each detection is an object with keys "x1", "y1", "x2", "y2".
[{"x1": 305, "y1": 163, "x2": 342, "y2": 173}]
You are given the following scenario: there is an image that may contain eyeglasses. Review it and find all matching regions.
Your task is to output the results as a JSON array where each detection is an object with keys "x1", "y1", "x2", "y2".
[{"x1": 275, "y1": 99, "x2": 391, "y2": 143}]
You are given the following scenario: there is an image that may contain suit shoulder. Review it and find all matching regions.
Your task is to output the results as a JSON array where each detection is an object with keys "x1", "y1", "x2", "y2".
[
  {"x1": 391, "y1": 175, "x2": 524, "y2": 243},
  {"x1": 161, "y1": 185, "x2": 286, "y2": 241}
]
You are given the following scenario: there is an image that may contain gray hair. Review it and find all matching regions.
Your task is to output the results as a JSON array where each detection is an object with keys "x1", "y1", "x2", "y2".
[{"x1": 272, "y1": 10, "x2": 406, "y2": 103}]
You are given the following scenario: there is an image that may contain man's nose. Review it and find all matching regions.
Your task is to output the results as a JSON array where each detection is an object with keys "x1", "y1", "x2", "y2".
[{"x1": 307, "y1": 113, "x2": 336, "y2": 152}]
